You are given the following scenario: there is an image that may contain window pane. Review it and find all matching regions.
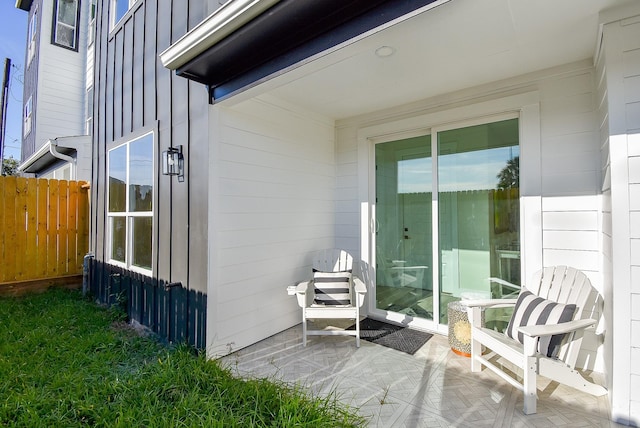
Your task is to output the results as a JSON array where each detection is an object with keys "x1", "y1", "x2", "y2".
[
  {"x1": 131, "y1": 217, "x2": 152, "y2": 270},
  {"x1": 110, "y1": 217, "x2": 126, "y2": 262},
  {"x1": 375, "y1": 135, "x2": 433, "y2": 319},
  {"x1": 55, "y1": 25, "x2": 75, "y2": 48},
  {"x1": 57, "y1": 0, "x2": 77, "y2": 26},
  {"x1": 114, "y1": 0, "x2": 129, "y2": 24},
  {"x1": 438, "y1": 118, "x2": 520, "y2": 325},
  {"x1": 129, "y1": 134, "x2": 153, "y2": 212},
  {"x1": 108, "y1": 145, "x2": 127, "y2": 212}
]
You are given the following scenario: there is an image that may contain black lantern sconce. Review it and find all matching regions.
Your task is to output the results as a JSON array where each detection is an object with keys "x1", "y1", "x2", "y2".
[{"x1": 162, "y1": 145, "x2": 184, "y2": 182}]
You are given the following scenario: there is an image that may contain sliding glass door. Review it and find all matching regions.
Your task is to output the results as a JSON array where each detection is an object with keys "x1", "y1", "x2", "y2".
[
  {"x1": 374, "y1": 117, "x2": 520, "y2": 329},
  {"x1": 375, "y1": 135, "x2": 433, "y2": 320}
]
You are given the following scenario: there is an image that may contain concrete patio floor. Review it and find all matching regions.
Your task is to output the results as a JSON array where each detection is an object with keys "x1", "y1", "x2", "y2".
[{"x1": 219, "y1": 321, "x2": 619, "y2": 427}]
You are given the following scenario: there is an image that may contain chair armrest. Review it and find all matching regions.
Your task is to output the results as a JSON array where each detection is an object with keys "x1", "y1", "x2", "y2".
[
  {"x1": 353, "y1": 277, "x2": 367, "y2": 294},
  {"x1": 295, "y1": 281, "x2": 312, "y2": 307},
  {"x1": 464, "y1": 298, "x2": 518, "y2": 309},
  {"x1": 518, "y1": 318, "x2": 597, "y2": 338},
  {"x1": 353, "y1": 277, "x2": 367, "y2": 307},
  {"x1": 296, "y1": 281, "x2": 310, "y2": 293}
]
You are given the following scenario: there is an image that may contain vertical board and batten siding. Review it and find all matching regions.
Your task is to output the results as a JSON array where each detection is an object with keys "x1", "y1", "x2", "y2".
[
  {"x1": 90, "y1": 0, "x2": 214, "y2": 348},
  {"x1": 336, "y1": 60, "x2": 604, "y2": 370},
  {"x1": 207, "y1": 95, "x2": 336, "y2": 356}
]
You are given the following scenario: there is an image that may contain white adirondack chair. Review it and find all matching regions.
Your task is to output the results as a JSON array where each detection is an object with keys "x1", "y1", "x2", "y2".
[
  {"x1": 466, "y1": 266, "x2": 606, "y2": 415},
  {"x1": 292, "y1": 249, "x2": 367, "y2": 347}
]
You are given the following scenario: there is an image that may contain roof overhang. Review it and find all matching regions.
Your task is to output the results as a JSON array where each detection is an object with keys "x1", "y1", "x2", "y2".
[
  {"x1": 160, "y1": 0, "x2": 439, "y2": 100},
  {"x1": 18, "y1": 136, "x2": 88, "y2": 174},
  {"x1": 15, "y1": 0, "x2": 33, "y2": 12}
]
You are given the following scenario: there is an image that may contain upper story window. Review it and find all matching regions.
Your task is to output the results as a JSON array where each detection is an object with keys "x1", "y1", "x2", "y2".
[
  {"x1": 27, "y1": 8, "x2": 37, "y2": 65},
  {"x1": 23, "y1": 96, "x2": 33, "y2": 137},
  {"x1": 52, "y1": 0, "x2": 80, "y2": 50},
  {"x1": 107, "y1": 132, "x2": 154, "y2": 274},
  {"x1": 111, "y1": 0, "x2": 137, "y2": 28},
  {"x1": 88, "y1": 0, "x2": 97, "y2": 46},
  {"x1": 85, "y1": 86, "x2": 93, "y2": 135}
]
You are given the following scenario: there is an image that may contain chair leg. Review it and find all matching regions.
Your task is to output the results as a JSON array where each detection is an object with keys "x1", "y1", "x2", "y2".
[
  {"x1": 523, "y1": 354, "x2": 537, "y2": 415},
  {"x1": 470, "y1": 307, "x2": 482, "y2": 372},
  {"x1": 470, "y1": 337, "x2": 481, "y2": 372},
  {"x1": 302, "y1": 316, "x2": 307, "y2": 347},
  {"x1": 355, "y1": 318, "x2": 360, "y2": 348}
]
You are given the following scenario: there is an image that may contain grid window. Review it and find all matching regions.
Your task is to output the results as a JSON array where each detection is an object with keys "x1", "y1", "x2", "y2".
[
  {"x1": 23, "y1": 96, "x2": 32, "y2": 137},
  {"x1": 27, "y1": 9, "x2": 37, "y2": 65},
  {"x1": 107, "y1": 132, "x2": 154, "y2": 273},
  {"x1": 52, "y1": 0, "x2": 80, "y2": 50}
]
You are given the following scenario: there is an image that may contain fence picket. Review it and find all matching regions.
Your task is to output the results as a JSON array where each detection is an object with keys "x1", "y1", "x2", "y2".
[
  {"x1": 25, "y1": 179, "x2": 37, "y2": 278},
  {"x1": 2, "y1": 177, "x2": 17, "y2": 282},
  {"x1": 47, "y1": 180, "x2": 59, "y2": 277},
  {"x1": 15, "y1": 177, "x2": 28, "y2": 280},
  {"x1": 58, "y1": 180, "x2": 68, "y2": 276},
  {"x1": 36, "y1": 179, "x2": 48, "y2": 279},
  {"x1": 68, "y1": 181, "x2": 78, "y2": 274}
]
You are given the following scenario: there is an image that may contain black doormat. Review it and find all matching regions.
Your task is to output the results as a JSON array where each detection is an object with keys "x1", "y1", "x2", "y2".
[{"x1": 347, "y1": 318, "x2": 433, "y2": 355}]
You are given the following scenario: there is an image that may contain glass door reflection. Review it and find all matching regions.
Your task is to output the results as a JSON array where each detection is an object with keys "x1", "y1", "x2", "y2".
[{"x1": 375, "y1": 135, "x2": 433, "y2": 319}]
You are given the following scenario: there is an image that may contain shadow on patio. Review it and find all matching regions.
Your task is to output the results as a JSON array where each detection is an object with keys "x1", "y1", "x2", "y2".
[{"x1": 220, "y1": 323, "x2": 618, "y2": 427}]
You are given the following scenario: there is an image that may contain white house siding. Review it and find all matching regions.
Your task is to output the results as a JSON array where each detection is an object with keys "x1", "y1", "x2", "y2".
[
  {"x1": 207, "y1": 95, "x2": 337, "y2": 357},
  {"x1": 598, "y1": 5, "x2": 640, "y2": 424},
  {"x1": 33, "y1": 0, "x2": 87, "y2": 151},
  {"x1": 336, "y1": 60, "x2": 604, "y2": 367}
]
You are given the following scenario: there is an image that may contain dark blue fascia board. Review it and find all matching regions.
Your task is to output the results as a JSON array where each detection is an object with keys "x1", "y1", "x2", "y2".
[{"x1": 174, "y1": 0, "x2": 438, "y2": 102}]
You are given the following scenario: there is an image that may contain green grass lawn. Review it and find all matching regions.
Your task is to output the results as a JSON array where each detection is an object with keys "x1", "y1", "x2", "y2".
[{"x1": 0, "y1": 289, "x2": 365, "y2": 427}]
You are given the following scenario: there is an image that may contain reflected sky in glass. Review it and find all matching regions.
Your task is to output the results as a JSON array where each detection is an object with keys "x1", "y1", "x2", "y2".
[{"x1": 398, "y1": 146, "x2": 519, "y2": 193}]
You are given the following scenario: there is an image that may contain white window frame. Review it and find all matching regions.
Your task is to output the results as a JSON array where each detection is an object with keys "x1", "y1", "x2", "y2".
[
  {"x1": 27, "y1": 8, "x2": 37, "y2": 66},
  {"x1": 88, "y1": 0, "x2": 96, "y2": 46},
  {"x1": 107, "y1": 131, "x2": 155, "y2": 275},
  {"x1": 85, "y1": 86, "x2": 93, "y2": 135},
  {"x1": 52, "y1": 0, "x2": 80, "y2": 50},
  {"x1": 111, "y1": 0, "x2": 137, "y2": 29},
  {"x1": 23, "y1": 96, "x2": 33, "y2": 137}
]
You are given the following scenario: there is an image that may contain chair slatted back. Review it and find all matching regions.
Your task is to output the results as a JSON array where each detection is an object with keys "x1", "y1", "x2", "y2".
[
  {"x1": 525, "y1": 266, "x2": 600, "y2": 366},
  {"x1": 312, "y1": 249, "x2": 353, "y2": 273}
]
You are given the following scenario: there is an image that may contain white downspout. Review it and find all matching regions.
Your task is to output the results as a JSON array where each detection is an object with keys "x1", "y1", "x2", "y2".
[{"x1": 49, "y1": 140, "x2": 76, "y2": 180}]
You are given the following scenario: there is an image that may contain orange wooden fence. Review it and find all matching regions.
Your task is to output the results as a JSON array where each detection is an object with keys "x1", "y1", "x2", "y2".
[{"x1": 0, "y1": 176, "x2": 89, "y2": 285}]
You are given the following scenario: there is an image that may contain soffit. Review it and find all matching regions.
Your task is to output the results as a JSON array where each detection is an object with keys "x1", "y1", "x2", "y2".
[
  {"x1": 242, "y1": 0, "x2": 637, "y2": 119},
  {"x1": 164, "y1": 0, "x2": 441, "y2": 99}
]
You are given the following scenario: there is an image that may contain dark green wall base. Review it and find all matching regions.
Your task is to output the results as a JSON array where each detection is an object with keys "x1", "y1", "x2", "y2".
[{"x1": 89, "y1": 260, "x2": 206, "y2": 349}]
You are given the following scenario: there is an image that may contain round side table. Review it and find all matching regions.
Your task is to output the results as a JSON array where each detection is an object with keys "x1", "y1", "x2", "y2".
[{"x1": 448, "y1": 300, "x2": 484, "y2": 357}]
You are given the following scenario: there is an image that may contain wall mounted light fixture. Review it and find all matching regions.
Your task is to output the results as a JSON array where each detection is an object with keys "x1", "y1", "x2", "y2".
[{"x1": 162, "y1": 145, "x2": 184, "y2": 182}]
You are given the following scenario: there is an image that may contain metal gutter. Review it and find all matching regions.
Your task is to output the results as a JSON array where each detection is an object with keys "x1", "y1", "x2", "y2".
[{"x1": 159, "y1": 0, "x2": 281, "y2": 70}]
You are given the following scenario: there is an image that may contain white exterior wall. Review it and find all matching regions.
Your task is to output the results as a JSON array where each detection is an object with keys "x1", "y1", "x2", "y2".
[
  {"x1": 207, "y1": 95, "x2": 337, "y2": 357},
  {"x1": 33, "y1": 0, "x2": 88, "y2": 150},
  {"x1": 336, "y1": 60, "x2": 604, "y2": 367},
  {"x1": 599, "y1": 5, "x2": 640, "y2": 424}
]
